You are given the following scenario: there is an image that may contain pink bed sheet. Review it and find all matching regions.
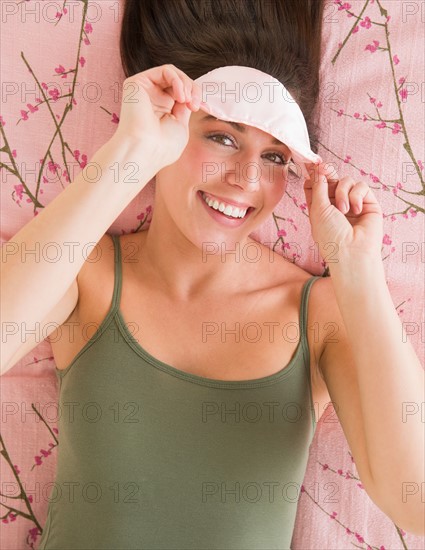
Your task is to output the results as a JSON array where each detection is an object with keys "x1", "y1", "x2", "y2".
[{"x1": 1, "y1": 1, "x2": 424, "y2": 548}]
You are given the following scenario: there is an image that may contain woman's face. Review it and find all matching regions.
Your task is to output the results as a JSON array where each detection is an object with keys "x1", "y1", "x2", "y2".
[{"x1": 153, "y1": 109, "x2": 293, "y2": 250}]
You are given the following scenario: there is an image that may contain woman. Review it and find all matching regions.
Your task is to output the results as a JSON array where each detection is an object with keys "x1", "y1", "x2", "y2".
[{"x1": 1, "y1": 0, "x2": 424, "y2": 548}]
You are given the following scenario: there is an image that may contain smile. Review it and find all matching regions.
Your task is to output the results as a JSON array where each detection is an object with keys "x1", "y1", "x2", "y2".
[{"x1": 200, "y1": 192, "x2": 251, "y2": 219}]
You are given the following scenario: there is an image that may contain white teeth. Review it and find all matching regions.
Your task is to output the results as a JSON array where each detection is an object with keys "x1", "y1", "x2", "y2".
[{"x1": 202, "y1": 193, "x2": 249, "y2": 219}]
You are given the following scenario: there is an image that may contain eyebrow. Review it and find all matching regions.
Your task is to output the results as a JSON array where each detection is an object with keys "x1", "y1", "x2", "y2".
[{"x1": 200, "y1": 114, "x2": 286, "y2": 147}]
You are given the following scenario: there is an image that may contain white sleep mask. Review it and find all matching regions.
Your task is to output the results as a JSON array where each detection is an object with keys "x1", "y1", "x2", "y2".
[{"x1": 194, "y1": 65, "x2": 322, "y2": 178}]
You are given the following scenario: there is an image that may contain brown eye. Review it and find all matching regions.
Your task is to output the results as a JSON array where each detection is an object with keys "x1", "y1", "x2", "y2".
[
  {"x1": 206, "y1": 133, "x2": 235, "y2": 147},
  {"x1": 207, "y1": 133, "x2": 289, "y2": 166},
  {"x1": 264, "y1": 152, "x2": 289, "y2": 165}
]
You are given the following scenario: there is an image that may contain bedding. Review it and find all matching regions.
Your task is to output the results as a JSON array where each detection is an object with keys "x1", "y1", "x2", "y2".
[{"x1": 1, "y1": 1, "x2": 424, "y2": 548}]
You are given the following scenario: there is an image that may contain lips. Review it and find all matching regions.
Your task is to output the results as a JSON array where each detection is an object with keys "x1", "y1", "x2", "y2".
[
  {"x1": 201, "y1": 191, "x2": 253, "y2": 210},
  {"x1": 197, "y1": 191, "x2": 254, "y2": 226},
  {"x1": 201, "y1": 193, "x2": 247, "y2": 219}
]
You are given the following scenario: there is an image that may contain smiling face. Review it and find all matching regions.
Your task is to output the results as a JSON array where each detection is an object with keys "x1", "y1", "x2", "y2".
[{"x1": 151, "y1": 109, "x2": 294, "y2": 251}]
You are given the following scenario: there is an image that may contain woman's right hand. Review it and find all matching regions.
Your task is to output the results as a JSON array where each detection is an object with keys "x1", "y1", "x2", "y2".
[{"x1": 113, "y1": 64, "x2": 203, "y2": 169}]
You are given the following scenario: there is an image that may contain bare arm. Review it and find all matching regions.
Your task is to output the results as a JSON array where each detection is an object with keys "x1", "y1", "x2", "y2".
[
  {"x1": 0, "y1": 137, "x2": 159, "y2": 375},
  {"x1": 319, "y1": 257, "x2": 425, "y2": 536},
  {"x1": 1, "y1": 64, "x2": 202, "y2": 375}
]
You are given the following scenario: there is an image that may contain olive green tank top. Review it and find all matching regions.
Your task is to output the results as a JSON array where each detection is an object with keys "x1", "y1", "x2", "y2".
[{"x1": 38, "y1": 234, "x2": 320, "y2": 550}]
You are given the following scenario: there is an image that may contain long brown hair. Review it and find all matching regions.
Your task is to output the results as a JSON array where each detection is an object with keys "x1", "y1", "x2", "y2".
[{"x1": 120, "y1": 0, "x2": 325, "y2": 152}]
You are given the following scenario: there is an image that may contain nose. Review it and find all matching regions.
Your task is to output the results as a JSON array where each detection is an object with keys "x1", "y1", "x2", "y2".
[{"x1": 222, "y1": 151, "x2": 263, "y2": 193}]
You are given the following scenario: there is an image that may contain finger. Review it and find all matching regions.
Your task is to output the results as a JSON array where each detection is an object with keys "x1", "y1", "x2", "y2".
[
  {"x1": 142, "y1": 65, "x2": 187, "y2": 103},
  {"x1": 163, "y1": 66, "x2": 186, "y2": 103},
  {"x1": 185, "y1": 81, "x2": 202, "y2": 110},
  {"x1": 163, "y1": 67, "x2": 201, "y2": 109},
  {"x1": 347, "y1": 182, "x2": 372, "y2": 214},
  {"x1": 305, "y1": 161, "x2": 339, "y2": 182},
  {"x1": 334, "y1": 177, "x2": 356, "y2": 213},
  {"x1": 162, "y1": 65, "x2": 201, "y2": 107},
  {"x1": 141, "y1": 64, "x2": 183, "y2": 87},
  {"x1": 305, "y1": 166, "x2": 331, "y2": 210},
  {"x1": 152, "y1": 93, "x2": 176, "y2": 116},
  {"x1": 171, "y1": 100, "x2": 192, "y2": 126},
  {"x1": 321, "y1": 162, "x2": 339, "y2": 182}
]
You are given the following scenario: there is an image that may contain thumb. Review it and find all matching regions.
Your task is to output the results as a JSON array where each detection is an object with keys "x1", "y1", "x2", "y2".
[
  {"x1": 161, "y1": 102, "x2": 191, "y2": 146},
  {"x1": 171, "y1": 101, "x2": 192, "y2": 127},
  {"x1": 308, "y1": 166, "x2": 331, "y2": 211}
]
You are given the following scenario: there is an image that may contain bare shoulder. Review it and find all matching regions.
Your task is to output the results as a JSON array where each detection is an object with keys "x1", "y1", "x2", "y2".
[
  {"x1": 77, "y1": 231, "x2": 145, "y2": 307},
  {"x1": 257, "y1": 243, "x2": 333, "y2": 410},
  {"x1": 246, "y1": 239, "x2": 310, "y2": 285},
  {"x1": 255, "y1": 240, "x2": 334, "y2": 361},
  {"x1": 252, "y1": 237, "x2": 326, "y2": 288},
  {"x1": 305, "y1": 274, "x2": 337, "y2": 367},
  {"x1": 77, "y1": 233, "x2": 115, "y2": 295},
  {"x1": 46, "y1": 233, "x2": 116, "y2": 346},
  {"x1": 290, "y1": 269, "x2": 343, "y2": 382}
]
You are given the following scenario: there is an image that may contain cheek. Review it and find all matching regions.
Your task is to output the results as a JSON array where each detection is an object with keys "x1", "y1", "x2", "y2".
[
  {"x1": 155, "y1": 144, "x2": 219, "y2": 219},
  {"x1": 178, "y1": 141, "x2": 215, "y2": 183},
  {"x1": 264, "y1": 173, "x2": 288, "y2": 206}
]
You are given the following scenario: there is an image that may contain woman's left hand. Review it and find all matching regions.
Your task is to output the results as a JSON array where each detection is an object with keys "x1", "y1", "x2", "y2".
[{"x1": 303, "y1": 162, "x2": 383, "y2": 262}]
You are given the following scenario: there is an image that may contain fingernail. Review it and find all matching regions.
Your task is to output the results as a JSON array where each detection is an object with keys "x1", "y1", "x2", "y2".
[{"x1": 342, "y1": 202, "x2": 349, "y2": 213}]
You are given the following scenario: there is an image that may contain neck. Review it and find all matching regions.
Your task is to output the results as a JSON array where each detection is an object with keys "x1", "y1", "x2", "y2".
[{"x1": 139, "y1": 204, "x2": 260, "y2": 302}]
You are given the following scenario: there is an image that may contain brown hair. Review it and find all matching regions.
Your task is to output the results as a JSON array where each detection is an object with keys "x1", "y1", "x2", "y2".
[{"x1": 120, "y1": 0, "x2": 325, "y2": 152}]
